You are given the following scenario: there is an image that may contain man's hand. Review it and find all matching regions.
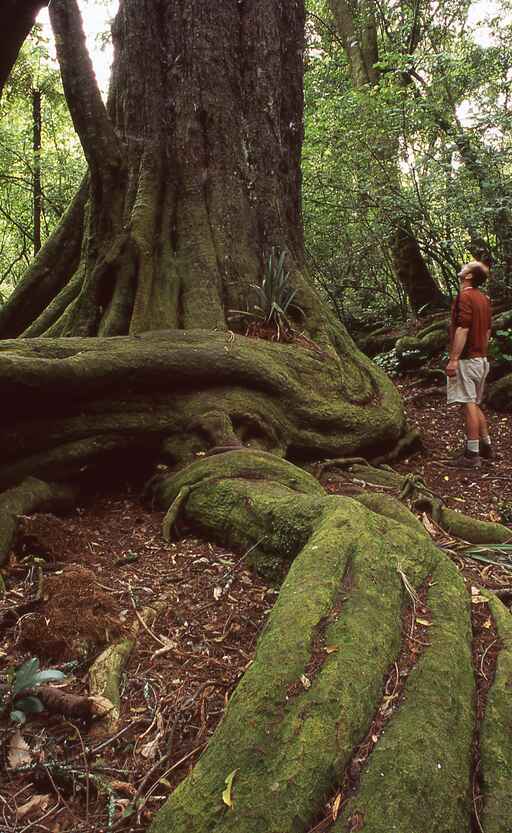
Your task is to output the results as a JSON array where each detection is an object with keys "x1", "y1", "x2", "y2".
[{"x1": 446, "y1": 358, "x2": 459, "y2": 377}]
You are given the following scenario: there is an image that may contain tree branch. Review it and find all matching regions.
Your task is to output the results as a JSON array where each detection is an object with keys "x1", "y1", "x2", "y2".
[
  {"x1": 0, "y1": 0, "x2": 46, "y2": 97},
  {"x1": 49, "y1": 0, "x2": 122, "y2": 179}
]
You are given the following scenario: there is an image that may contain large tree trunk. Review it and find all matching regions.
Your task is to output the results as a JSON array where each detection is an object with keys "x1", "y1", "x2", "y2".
[{"x1": 0, "y1": 0, "x2": 311, "y2": 339}]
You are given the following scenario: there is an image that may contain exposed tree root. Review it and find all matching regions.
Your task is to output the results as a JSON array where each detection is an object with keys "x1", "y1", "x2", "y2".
[
  {"x1": 0, "y1": 331, "x2": 405, "y2": 482},
  {"x1": 21, "y1": 685, "x2": 113, "y2": 723},
  {"x1": 88, "y1": 604, "x2": 164, "y2": 736},
  {"x1": 315, "y1": 459, "x2": 512, "y2": 545},
  {"x1": 144, "y1": 450, "x2": 512, "y2": 833},
  {"x1": 88, "y1": 638, "x2": 135, "y2": 736}
]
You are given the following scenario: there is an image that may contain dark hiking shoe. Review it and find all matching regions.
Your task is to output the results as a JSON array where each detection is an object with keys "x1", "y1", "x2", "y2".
[
  {"x1": 446, "y1": 450, "x2": 482, "y2": 469},
  {"x1": 479, "y1": 442, "x2": 494, "y2": 461}
]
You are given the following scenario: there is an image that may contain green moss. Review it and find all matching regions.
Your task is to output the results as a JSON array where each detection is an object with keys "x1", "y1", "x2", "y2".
[
  {"x1": 479, "y1": 592, "x2": 512, "y2": 832},
  {"x1": 396, "y1": 329, "x2": 447, "y2": 369},
  {"x1": 0, "y1": 329, "x2": 407, "y2": 473},
  {"x1": 334, "y1": 558, "x2": 474, "y2": 833},
  {"x1": 355, "y1": 492, "x2": 428, "y2": 537},
  {"x1": 439, "y1": 507, "x2": 512, "y2": 544},
  {"x1": 153, "y1": 449, "x2": 325, "y2": 507},
  {"x1": 150, "y1": 491, "x2": 443, "y2": 833}
]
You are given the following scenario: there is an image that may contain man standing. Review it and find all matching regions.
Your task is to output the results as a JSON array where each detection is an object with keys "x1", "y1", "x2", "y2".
[{"x1": 446, "y1": 261, "x2": 493, "y2": 469}]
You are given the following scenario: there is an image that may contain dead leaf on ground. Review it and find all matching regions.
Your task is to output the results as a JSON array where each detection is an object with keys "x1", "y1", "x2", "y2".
[
  {"x1": 16, "y1": 794, "x2": 50, "y2": 820},
  {"x1": 140, "y1": 735, "x2": 160, "y2": 759},
  {"x1": 90, "y1": 694, "x2": 115, "y2": 716},
  {"x1": 8, "y1": 730, "x2": 32, "y2": 769},
  {"x1": 110, "y1": 780, "x2": 136, "y2": 797},
  {"x1": 332, "y1": 792, "x2": 342, "y2": 821},
  {"x1": 422, "y1": 512, "x2": 439, "y2": 537}
]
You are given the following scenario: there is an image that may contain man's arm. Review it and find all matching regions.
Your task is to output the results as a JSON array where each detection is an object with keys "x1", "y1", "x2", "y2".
[{"x1": 446, "y1": 327, "x2": 469, "y2": 376}]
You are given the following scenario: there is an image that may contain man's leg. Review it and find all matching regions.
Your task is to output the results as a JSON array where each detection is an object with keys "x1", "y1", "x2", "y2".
[
  {"x1": 476, "y1": 404, "x2": 493, "y2": 459},
  {"x1": 446, "y1": 401, "x2": 481, "y2": 467},
  {"x1": 465, "y1": 403, "x2": 480, "y2": 442}
]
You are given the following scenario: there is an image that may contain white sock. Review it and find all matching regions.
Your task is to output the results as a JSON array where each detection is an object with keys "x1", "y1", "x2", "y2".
[
  {"x1": 481, "y1": 434, "x2": 491, "y2": 445},
  {"x1": 467, "y1": 439, "x2": 480, "y2": 454}
]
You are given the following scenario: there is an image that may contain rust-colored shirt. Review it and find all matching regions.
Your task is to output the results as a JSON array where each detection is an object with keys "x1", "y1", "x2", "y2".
[{"x1": 450, "y1": 288, "x2": 492, "y2": 358}]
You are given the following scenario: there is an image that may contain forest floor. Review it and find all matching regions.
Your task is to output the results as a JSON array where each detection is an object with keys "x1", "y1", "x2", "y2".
[{"x1": 0, "y1": 374, "x2": 511, "y2": 833}]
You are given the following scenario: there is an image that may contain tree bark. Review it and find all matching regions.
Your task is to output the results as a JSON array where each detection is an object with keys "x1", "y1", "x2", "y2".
[
  {"x1": 0, "y1": 1, "x2": 46, "y2": 98},
  {"x1": 0, "y1": 330, "x2": 407, "y2": 488}
]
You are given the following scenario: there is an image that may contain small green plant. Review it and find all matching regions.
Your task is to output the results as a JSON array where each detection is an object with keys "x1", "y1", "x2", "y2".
[
  {"x1": 230, "y1": 247, "x2": 304, "y2": 338},
  {"x1": 3, "y1": 657, "x2": 65, "y2": 724},
  {"x1": 462, "y1": 543, "x2": 512, "y2": 571}
]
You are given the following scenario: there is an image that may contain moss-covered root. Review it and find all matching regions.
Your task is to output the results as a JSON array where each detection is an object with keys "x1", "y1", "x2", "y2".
[
  {"x1": 88, "y1": 605, "x2": 162, "y2": 736},
  {"x1": 88, "y1": 638, "x2": 134, "y2": 736},
  {"x1": 0, "y1": 477, "x2": 77, "y2": 566},
  {"x1": 438, "y1": 506, "x2": 512, "y2": 544},
  {"x1": 479, "y1": 592, "x2": 512, "y2": 832},
  {"x1": 333, "y1": 558, "x2": 475, "y2": 833},
  {"x1": 151, "y1": 450, "x2": 327, "y2": 579},
  {"x1": 153, "y1": 449, "x2": 325, "y2": 504},
  {"x1": 354, "y1": 492, "x2": 428, "y2": 538},
  {"x1": 339, "y1": 461, "x2": 512, "y2": 545},
  {"x1": 149, "y1": 503, "x2": 439, "y2": 833}
]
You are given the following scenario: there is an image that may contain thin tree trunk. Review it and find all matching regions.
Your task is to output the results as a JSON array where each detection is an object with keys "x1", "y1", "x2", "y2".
[{"x1": 32, "y1": 88, "x2": 42, "y2": 255}]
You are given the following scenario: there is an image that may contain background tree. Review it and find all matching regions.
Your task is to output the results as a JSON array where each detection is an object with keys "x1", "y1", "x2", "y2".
[
  {"x1": 325, "y1": 0, "x2": 446, "y2": 314},
  {"x1": 0, "y1": 33, "x2": 84, "y2": 303}
]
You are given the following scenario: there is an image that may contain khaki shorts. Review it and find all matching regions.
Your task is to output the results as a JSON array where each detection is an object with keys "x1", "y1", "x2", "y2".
[{"x1": 447, "y1": 357, "x2": 489, "y2": 405}]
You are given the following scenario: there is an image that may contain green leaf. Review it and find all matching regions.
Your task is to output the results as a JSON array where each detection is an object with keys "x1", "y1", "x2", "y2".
[
  {"x1": 10, "y1": 709, "x2": 27, "y2": 724},
  {"x1": 222, "y1": 769, "x2": 238, "y2": 808},
  {"x1": 13, "y1": 658, "x2": 40, "y2": 696},
  {"x1": 15, "y1": 696, "x2": 44, "y2": 714},
  {"x1": 33, "y1": 669, "x2": 66, "y2": 685}
]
